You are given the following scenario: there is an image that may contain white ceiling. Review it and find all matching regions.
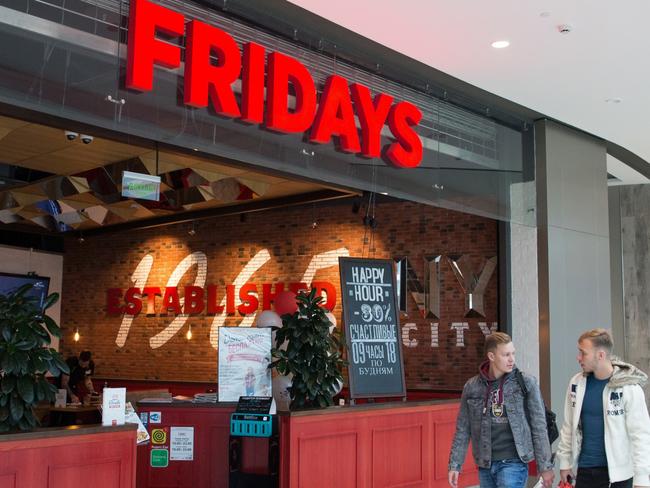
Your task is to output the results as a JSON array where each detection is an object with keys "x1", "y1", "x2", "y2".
[{"x1": 289, "y1": 0, "x2": 650, "y2": 185}]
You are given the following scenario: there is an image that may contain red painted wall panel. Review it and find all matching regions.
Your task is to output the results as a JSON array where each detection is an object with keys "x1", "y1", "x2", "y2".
[
  {"x1": 135, "y1": 401, "x2": 475, "y2": 488},
  {"x1": 297, "y1": 432, "x2": 359, "y2": 488},
  {"x1": 136, "y1": 403, "x2": 270, "y2": 488},
  {"x1": 280, "y1": 401, "x2": 478, "y2": 488},
  {"x1": 0, "y1": 427, "x2": 136, "y2": 488},
  {"x1": 371, "y1": 424, "x2": 425, "y2": 487}
]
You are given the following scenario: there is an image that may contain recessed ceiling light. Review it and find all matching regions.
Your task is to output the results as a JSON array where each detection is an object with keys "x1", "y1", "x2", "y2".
[
  {"x1": 491, "y1": 40, "x2": 510, "y2": 49},
  {"x1": 540, "y1": 11, "x2": 551, "y2": 18},
  {"x1": 606, "y1": 98, "x2": 622, "y2": 104}
]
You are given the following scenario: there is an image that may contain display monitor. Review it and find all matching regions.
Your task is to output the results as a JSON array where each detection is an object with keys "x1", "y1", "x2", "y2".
[{"x1": 0, "y1": 272, "x2": 51, "y2": 309}]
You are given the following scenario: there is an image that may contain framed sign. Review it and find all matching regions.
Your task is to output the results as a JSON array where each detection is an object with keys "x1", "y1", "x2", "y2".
[
  {"x1": 218, "y1": 327, "x2": 272, "y2": 402},
  {"x1": 339, "y1": 257, "x2": 406, "y2": 399}
]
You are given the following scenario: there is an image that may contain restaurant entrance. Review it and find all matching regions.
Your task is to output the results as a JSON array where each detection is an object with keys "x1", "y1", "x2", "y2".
[{"x1": 0, "y1": 0, "x2": 535, "y2": 486}]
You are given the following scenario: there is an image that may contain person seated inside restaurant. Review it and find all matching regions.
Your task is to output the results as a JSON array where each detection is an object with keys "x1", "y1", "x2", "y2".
[{"x1": 59, "y1": 350, "x2": 96, "y2": 403}]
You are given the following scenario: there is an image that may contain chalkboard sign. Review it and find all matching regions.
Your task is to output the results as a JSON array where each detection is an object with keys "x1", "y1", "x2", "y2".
[{"x1": 339, "y1": 257, "x2": 406, "y2": 399}]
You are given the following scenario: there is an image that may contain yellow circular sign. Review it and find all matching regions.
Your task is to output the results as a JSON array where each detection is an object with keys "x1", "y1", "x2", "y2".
[{"x1": 151, "y1": 428, "x2": 167, "y2": 445}]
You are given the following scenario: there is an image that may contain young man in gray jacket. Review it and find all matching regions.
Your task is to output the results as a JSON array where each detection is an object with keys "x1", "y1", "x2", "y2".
[
  {"x1": 557, "y1": 328, "x2": 650, "y2": 488},
  {"x1": 448, "y1": 332, "x2": 554, "y2": 488}
]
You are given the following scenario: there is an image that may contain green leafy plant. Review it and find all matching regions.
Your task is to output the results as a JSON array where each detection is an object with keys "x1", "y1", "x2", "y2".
[
  {"x1": 0, "y1": 284, "x2": 69, "y2": 432},
  {"x1": 270, "y1": 288, "x2": 346, "y2": 409}
]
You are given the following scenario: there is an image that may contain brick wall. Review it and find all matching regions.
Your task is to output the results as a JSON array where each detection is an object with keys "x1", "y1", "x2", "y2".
[{"x1": 60, "y1": 199, "x2": 498, "y2": 391}]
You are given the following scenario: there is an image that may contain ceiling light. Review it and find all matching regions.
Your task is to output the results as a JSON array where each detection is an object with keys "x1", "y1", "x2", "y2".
[
  {"x1": 557, "y1": 24, "x2": 572, "y2": 34},
  {"x1": 539, "y1": 11, "x2": 551, "y2": 18},
  {"x1": 491, "y1": 40, "x2": 510, "y2": 49},
  {"x1": 606, "y1": 98, "x2": 622, "y2": 104}
]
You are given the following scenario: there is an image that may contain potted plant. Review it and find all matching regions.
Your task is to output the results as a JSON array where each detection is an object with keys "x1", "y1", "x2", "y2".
[
  {"x1": 0, "y1": 284, "x2": 69, "y2": 432},
  {"x1": 270, "y1": 288, "x2": 346, "y2": 409}
]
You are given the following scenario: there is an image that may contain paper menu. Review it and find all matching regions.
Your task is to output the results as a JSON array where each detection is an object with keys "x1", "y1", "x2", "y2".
[
  {"x1": 125, "y1": 402, "x2": 150, "y2": 444},
  {"x1": 102, "y1": 387, "x2": 126, "y2": 426},
  {"x1": 54, "y1": 389, "x2": 66, "y2": 407}
]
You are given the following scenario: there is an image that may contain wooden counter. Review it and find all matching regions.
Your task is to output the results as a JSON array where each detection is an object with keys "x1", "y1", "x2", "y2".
[
  {"x1": 279, "y1": 399, "x2": 477, "y2": 488},
  {"x1": 0, "y1": 423, "x2": 137, "y2": 487},
  {"x1": 135, "y1": 399, "x2": 477, "y2": 488}
]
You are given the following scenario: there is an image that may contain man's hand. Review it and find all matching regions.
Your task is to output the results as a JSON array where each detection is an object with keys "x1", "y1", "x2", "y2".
[
  {"x1": 540, "y1": 470, "x2": 554, "y2": 487},
  {"x1": 70, "y1": 394, "x2": 80, "y2": 403},
  {"x1": 448, "y1": 470, "x2": 459, "y2": 487},
  {"x1": 560, "y1": 469, "x2": 574, "y2": 483}
]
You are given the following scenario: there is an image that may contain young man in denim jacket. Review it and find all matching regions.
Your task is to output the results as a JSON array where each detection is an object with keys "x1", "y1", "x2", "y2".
[
  {"x1": 448, "y1": 332, "x2": 554, "y2": 488},
  {"x1": 556, "y1": 328, "x2": 650, "y2": 488}
]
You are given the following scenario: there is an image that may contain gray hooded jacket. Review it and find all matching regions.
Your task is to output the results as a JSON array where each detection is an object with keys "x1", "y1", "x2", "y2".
[{"x1": 448, "y1": 362, "x2": 554, "y2": 472}]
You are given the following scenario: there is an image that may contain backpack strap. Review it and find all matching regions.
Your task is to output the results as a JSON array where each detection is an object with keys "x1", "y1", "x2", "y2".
[{"x1": 515, "y1": 369, "x2": 529, "y2": 396}]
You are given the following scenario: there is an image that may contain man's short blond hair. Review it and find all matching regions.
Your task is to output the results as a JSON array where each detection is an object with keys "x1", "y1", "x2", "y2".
[
  {"x1": 579, "y1": 328, "x2": 613, "y2": 354},
  {"x1": 485, "y1": 332, "x2": 512, "y2": 356}
]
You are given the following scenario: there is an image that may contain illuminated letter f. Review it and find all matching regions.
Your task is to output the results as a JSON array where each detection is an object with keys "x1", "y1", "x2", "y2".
[{"x1": 126, "y1": 0, "x2": 185, "y2": 92}]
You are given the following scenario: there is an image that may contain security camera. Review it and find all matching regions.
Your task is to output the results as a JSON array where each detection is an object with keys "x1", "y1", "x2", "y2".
[
  {"x1": 80, "y1": 134, "x2": 94, "y2": 144},
  {"x1": 64, "y1": 130, "x2": 78, "y2": 141}
]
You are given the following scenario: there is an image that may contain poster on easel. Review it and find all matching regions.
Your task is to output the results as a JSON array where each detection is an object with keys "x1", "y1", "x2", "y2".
[
  {"x1": 339, "y1": 257, "x2": 406, "y2": 399},
  {"x1": 218, "y1": 327, "x2": 272, "y2": 402}
]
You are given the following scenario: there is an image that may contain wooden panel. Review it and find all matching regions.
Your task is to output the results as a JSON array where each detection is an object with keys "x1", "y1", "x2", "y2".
[
  {"x1": 136, "y1": 403, "x2": 271, "y2": 488},
  {"x1": 0, "y1": 125, "x2": 69, "y2": 163},
  {"x1": 297, "y1": 432, "x2": 357, "y2": 488},
  {"x1": 0, "y1": 473, "x2": 16, "y2": 487},
  {"x1": 282, "y1": 401, "x2": 478, "y2": 488},
  {"x1": 371, "y1": 425, "x2": 424, "y2": 487},
  {"x1": 133, "y1": 401, "x2": 477, "y2": 488},
  {"x1": 0, "y1": 427, "x2": 136, "y2": 488},
  {"x1": 49, "y1": 460, "x2": 121, "y2": 487},
  {"x1": 433, "y1": 420, "x2": 456, "y2": 481},
  {"x1": 432, "y1": 420, "x2": 477, "y2": 487},
  {"x1": 208, "y1": 424, "x2": 231, "y2": 487}
]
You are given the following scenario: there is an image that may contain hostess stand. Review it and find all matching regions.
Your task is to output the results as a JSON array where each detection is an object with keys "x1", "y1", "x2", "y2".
[{"x1": 229, "y1": 396, "x2": 279, "y2": 488}]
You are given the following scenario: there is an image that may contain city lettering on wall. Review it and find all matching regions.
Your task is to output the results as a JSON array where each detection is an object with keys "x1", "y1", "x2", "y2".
[
  {"x1": 395, "y1": 255, "x2": 498, "y2": 348},
  {"x1": 125, "y1": 0, "x2": 424, "y2": 168},
  {"x1": 107, "y1": 248, "x2": 350, "y2": 349}
]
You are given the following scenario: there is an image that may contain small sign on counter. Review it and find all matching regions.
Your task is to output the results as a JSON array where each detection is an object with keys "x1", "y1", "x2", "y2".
[
  {"x1": 150, "y1": 448, "x2": 169, "y2": 468},
  {"x1": 170, "y1": 427, "x2": 194, "y2": 461}
]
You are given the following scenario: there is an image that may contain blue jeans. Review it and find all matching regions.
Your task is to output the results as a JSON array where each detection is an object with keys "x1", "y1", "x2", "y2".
[{"x1": 478, "y1": 458, "x2": 528, "y2": 488}]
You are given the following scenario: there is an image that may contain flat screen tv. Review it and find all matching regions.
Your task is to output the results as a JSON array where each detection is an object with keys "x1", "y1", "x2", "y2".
[{"x1": 0, "y1": 272, "x2": 51, "y2": 310}]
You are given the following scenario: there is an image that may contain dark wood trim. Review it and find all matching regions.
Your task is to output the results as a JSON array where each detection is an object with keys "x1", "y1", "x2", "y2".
[{"x1": 0, "y1": 423, "x2": 136, "y2": 442}]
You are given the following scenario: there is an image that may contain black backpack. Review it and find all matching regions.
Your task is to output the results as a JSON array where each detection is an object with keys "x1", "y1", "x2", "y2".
[{"x1": 515, "y1": 370, "x2": 559, "y2": 445}]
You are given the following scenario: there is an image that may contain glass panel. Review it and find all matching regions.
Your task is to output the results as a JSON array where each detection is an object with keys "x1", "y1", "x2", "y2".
[{"x1": 0, "y1": 0, "x2": 536, "y2": 227}]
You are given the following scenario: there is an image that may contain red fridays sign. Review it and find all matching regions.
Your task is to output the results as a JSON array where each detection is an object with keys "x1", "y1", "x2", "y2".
[{"x1": 126, "y1": 0, "x2": 424, "y2": 168}]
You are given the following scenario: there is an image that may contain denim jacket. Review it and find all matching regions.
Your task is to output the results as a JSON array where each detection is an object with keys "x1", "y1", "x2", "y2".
[{"x1": 448, "y1": 365, "x2": 554, "y2": 473}]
